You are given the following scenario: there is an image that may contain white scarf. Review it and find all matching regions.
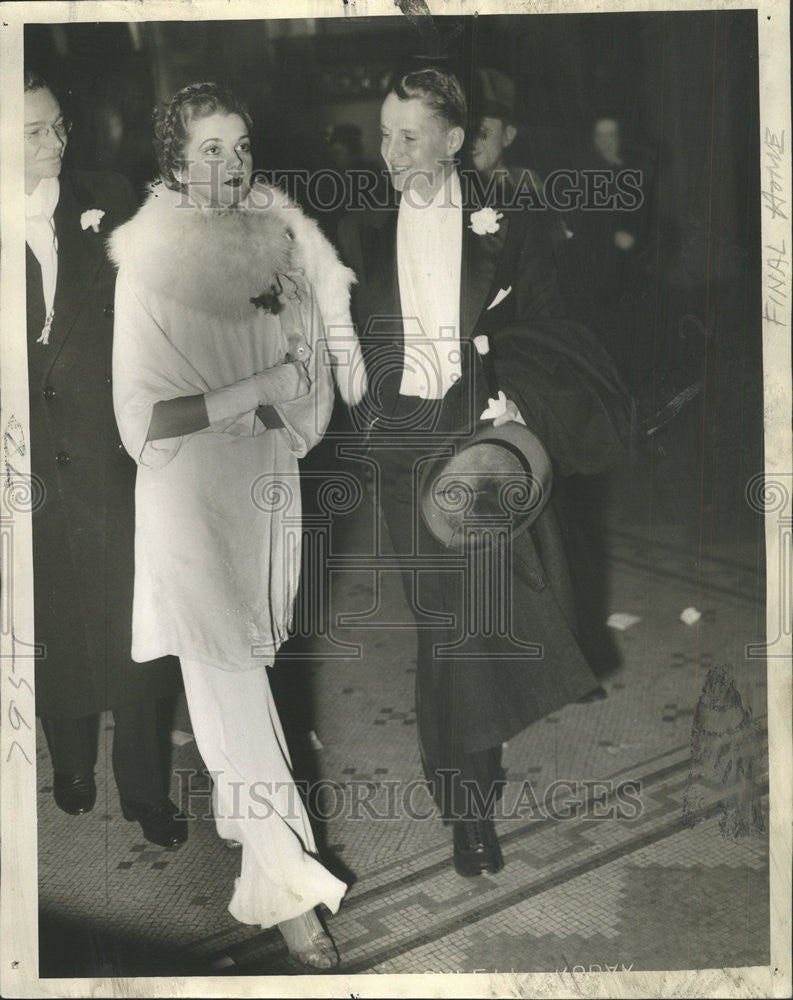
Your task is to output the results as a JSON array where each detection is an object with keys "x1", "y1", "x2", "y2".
[{"x1": 25, "y1": 176, "x2": 60, "y2": 344}]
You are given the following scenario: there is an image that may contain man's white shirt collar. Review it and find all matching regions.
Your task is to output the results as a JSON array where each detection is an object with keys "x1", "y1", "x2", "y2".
[
  {"x1": 399, "y1": 169, "x2": 462, "y2": 214},
  {"x1": 25, "y1": 176, "x2": 60, "y2": 220}
]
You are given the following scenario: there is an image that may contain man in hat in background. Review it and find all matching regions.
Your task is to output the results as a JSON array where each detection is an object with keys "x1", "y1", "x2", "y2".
[
  {"x1": 470, "y1": 68, "x2": 531, "y2": 189},
  {"x1": 338, "y1": 64, "x2": 629, "y2": 875},
  {"x1": 470, "y1": 68, "x2": 572, "y2": 248},
  {"x1": 24, "y1": 70, "x2": 185, "y2": 847}
]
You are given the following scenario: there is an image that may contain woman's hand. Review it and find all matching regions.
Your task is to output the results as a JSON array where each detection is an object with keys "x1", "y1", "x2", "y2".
[
  {"x1": 255, "y1": 360, "x2": 310, "y2": 405},
  {"x1": 147, "y1": 361, "x2": 312, "y2": 442}
]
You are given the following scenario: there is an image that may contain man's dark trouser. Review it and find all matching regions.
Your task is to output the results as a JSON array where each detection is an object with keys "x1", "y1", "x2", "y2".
[
  {"x1": 41, "y1": 699, "x2": 166, "y2": 804},
  {"x1": 371, "y1": 395, "x2": 506, "y2": 821}
]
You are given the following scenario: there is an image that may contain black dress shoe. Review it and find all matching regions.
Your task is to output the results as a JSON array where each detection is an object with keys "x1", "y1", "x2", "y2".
[
  {"x1": 452, "y1": 818, "x2": 504, "y2": 877},
  {"x1": 120, "y1": 798, "x2": 188, "y2": 847},
  {"x1": 53, "y1": 772, "x2": 97, "y2": 815}
]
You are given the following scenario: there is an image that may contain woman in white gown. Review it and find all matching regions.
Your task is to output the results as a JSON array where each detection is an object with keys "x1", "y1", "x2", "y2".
[{"x1": 111, "y1": 82, "x2": 365, "y2": 968}]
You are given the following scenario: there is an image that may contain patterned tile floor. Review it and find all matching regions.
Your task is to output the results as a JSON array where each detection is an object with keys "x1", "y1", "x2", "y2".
[{"x1": 35, "y1": 452, "x2": 772, "y2": 984}]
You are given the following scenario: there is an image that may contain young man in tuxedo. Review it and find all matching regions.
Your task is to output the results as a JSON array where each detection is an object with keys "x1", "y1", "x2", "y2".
[
  {"x1": 24, "y1": 71, "x2": 186, "y2": 847},
  {"x1": 338, "y1": 66, "x2": 629, "y2": 875}
]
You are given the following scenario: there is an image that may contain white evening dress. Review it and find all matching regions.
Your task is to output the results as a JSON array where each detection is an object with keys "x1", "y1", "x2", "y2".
[{"x1": 111, "y1": 184, "x2": 350, "y2": 927}]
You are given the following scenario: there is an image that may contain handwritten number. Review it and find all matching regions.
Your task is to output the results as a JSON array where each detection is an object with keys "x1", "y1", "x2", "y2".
[
  {"x1": 7, "y1": 741, "x2": 33, "y2": 765},
  {"x1": 2, "y1": 418, "x2": 35, "y2": 768},
  {"x1": 8, "y1": 702, "x2": 32, "y2": 731},
  {"x1": 7, "y1": 674, "x2": 34, "y2": 697}
]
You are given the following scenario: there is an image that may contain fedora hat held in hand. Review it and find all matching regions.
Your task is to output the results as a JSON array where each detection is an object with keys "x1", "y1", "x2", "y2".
[{"x1": 420, "y1": 334, "x2": 553, "y2": 550}]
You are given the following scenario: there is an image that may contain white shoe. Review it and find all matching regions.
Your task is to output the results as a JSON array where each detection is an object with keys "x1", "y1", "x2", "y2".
[{"x1": 278, "y1": 909, "x2": 339, "y2": 970}]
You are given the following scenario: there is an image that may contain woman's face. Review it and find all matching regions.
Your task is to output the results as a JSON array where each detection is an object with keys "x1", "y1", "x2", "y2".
[{"x1": 177, "y1": 112, "x2": 253, "y2": 207}]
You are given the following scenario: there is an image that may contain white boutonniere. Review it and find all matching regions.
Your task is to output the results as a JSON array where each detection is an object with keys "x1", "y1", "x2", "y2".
[
  {"x1": 469, "y1": 206, "x2": 503, "y2": 235},
  {"x1": 80, "y1": 209, "x2": 106, "y2": 233},
  {"x1": 479, "y1": 390, "x2": 527, "y2": 427}
]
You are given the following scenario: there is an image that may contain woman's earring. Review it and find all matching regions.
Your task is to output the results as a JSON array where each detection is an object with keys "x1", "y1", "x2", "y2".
[{"x1": 174, "y1": 163, "x2": 187, "y2": 188}]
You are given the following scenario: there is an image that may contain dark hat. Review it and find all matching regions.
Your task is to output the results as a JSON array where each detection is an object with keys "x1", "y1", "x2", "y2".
[
  {"x1": 473, "y1": 68, "x2": 520, "y2": 125},
  {"x1": 420, "y1": 421, "x2": 553, "y2": 550}
]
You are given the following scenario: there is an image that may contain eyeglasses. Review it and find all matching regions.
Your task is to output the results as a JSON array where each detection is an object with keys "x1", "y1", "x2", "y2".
[{"x1": 24, "y1": 116, "x2": 72, "y2": 144}]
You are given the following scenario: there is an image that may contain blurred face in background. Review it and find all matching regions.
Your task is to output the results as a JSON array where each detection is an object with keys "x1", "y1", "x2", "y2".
[
  {"x1": 380, "y1": 92, "x2": 464, "y2": 202},
  {"x1": 470, "y1": 116, "x2": 517, "y2": 176},
  {"x1": 24, "y1": 86, "x2": 68, "y2": 194},
  {"x1": 328, "y1": 141, "x2": 354, "y2": 171},
  {"x1": 176, "y1": 112, "x2": 253, "y2": 207},
  {"x1": 592, "y1": 118, "x2": 621, "y2": 164}
]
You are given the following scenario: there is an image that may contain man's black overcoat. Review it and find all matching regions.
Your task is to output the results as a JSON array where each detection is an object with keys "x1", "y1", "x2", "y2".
[
  {"x1": 26, "y1": 169, "x2": 181, "y2": 719},
  {"x1": 338, "y1": 176, "x2": 631, "y2": 758}
]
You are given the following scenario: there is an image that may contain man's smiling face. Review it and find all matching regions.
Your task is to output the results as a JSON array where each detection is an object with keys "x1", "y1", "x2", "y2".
[
  {"x1": 24, "y1": 86, "x2": 68, "y2": 194},
  {"x1": 380, "y1": 93, "x2": 463, "y2": 202}
]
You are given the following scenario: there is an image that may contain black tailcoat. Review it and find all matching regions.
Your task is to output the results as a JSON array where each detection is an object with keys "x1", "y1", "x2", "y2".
[
  {"x1": 27, "y1": 170, "x2": 181, "y2": 719},
  {"x1": 338, "y1": 175, "x2": 630, "y2": 760}
]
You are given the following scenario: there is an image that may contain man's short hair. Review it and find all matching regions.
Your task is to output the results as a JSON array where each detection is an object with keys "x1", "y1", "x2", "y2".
[
  {"x1": 24, "y1": 69, "x2": 50, "y2": 94},
  {"x1": 389, "y1": 66, "x2": 467, "y2": 131}
]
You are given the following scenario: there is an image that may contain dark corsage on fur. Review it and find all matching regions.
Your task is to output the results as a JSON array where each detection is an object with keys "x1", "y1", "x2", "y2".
[
  {"x1": 250, "y1": 272, "x2": 304, "y2": 315},
  {"x1": 250, "y1": 278, "x2": 285, "y2": 315}
]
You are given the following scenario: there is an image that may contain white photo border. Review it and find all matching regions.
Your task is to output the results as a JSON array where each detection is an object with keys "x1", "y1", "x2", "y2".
[{"x1": 1, "y1": 1, "x2": 790, "y2": 997}]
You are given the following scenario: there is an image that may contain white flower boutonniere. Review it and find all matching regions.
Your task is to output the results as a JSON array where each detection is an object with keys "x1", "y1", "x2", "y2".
[
  {"x1": 469, "y1": 206, "x2": 503, "y2": 236},
  {"x1": 80, "y1": 209, "x2": 106, "y2": 233}
]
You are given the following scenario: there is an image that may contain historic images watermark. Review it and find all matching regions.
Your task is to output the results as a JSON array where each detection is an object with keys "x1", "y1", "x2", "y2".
[
  {"x1": 744, "y1": 471, "x2": 792, "y2": 659},
  {"x1": 249, "y1": 467, "x2": 550, "y2": 662},
  {"x1": 174, "y1": 769, "x2": 643, "y2": 824},
  {"x1": 248, "y1": 333, "x2": 552, "y2": 659},
  {"x1": 2, "y1": 414, "x2": 46, "y2": 772},
  {"x1": 170, "y1": 163, "x2": 645, "y2": 214}
]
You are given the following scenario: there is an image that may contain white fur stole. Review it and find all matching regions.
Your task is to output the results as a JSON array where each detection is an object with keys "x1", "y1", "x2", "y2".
[{"x1": 109, "y1": 182, "x2": 365, "y2": 405}]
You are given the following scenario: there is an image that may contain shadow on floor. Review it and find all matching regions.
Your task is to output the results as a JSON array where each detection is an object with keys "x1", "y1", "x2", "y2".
[{"x1": 39, "y1": 913, "x2": 199, "y2": 979}]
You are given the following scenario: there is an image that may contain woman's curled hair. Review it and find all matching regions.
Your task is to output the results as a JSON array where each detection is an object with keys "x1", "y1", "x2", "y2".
[{"x1": 153, "y1": 82, "x2": 253, "y2": 191}]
